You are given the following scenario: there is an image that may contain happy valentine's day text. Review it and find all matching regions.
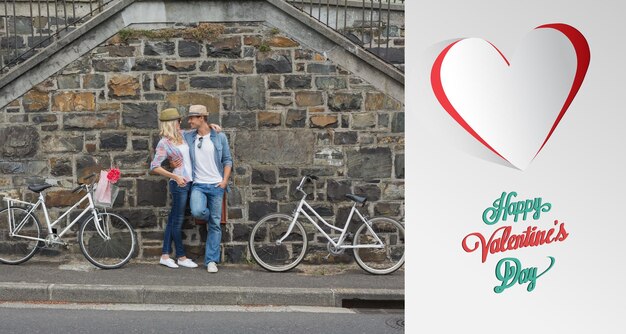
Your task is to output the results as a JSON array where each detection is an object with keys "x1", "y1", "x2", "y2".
[{"x1": 461, "y1": 191, "x2": 569, "y2": 293}]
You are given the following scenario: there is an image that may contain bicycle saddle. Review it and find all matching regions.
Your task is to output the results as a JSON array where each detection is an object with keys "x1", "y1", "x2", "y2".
[
  {"x1": 28, "y1": 183, "x2": 54, "y2": 193},
  {"x1": 345, "y1": 194, "x2": 367, "y2": 204}
]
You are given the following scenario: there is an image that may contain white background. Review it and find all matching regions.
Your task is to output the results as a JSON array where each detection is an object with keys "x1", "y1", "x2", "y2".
[{"x1": 406, "y1": 0, "x2": 626, "y2": 332}]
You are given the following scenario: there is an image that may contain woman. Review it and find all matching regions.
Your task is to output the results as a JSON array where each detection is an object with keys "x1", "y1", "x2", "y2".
[{"x1": 150, "y1": 108, "x2": 220, "y2": 269}]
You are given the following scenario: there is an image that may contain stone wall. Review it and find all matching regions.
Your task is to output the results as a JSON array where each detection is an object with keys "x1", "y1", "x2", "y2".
[{"x1": 0, "y1": 21, "x2": 404, "y2": 264}]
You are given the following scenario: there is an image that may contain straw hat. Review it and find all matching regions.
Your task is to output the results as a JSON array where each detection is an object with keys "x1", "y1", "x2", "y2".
[
  {"x1": 159, "y1": 108, "x2": 182, "y2": 121},
  {"x1": 188, "y1": 105, "x2": 209, "y2": 117}
]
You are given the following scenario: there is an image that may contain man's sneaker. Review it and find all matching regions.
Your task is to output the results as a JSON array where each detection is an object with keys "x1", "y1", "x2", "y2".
[
  {"x1": 207, "y1": 262, "x2": 218, "y2": 273},
  {"x1": 159, "y1": 257, "x2": 179, "y2": 268},
  {"x1": 177, "y1": 258, "x2": 198, "y2": 268}
]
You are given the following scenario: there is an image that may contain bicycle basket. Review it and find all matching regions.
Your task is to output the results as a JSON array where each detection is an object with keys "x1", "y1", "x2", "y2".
[{"x1": 92, "y1": 183, "x2": 120, "y2": 209}]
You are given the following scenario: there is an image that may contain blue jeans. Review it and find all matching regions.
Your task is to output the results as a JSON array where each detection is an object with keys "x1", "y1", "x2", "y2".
[
  {"x1": 190, "y1": 183, "x2": 224, "y2": 265},
  {"x1": 162, "y1": 180, "x2": 191, "y2": 258}
]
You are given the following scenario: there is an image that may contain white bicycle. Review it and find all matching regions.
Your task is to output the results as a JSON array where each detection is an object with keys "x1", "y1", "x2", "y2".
[
  {"x1": 249, "y1": 175, "x2": 405, "y2": 275},
  {"x1": 0, "y1": 173, "x2": 136, "y2": 269}
]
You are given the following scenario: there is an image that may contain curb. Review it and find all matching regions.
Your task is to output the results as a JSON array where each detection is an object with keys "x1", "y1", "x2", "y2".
[{"x1": 0, "y1": 283, "x2": 404, "y2": 307}]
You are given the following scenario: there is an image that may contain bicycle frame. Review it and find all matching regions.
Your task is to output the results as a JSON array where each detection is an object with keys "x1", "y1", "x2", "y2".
[
  {"x1": 278, "y1": 191, "x2": 385, "y2": 250},
  {"x1": 5, "y1": 187, "x2": 107, "y2": 245}
]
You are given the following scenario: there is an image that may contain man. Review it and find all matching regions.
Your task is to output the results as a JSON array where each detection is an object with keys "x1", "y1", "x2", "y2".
[{"x1": 184, "y1": 105, "x2": 232, "y2": 273}]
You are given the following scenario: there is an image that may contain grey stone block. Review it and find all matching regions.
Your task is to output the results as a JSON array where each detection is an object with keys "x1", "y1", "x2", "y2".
[
  {"x1": 144, "y1": 41, "x2": 175, "y2": 56},
  {"x1": 315, "y1": 77, "x2": 347, "y2": 90},
  {"x1": 122, "y1": 103, "x2": 158, "y2": 129},
  {"x1": 223, "y1": 244, "x2": 247, "y2": 262},
  {"x1": 63, "y1": 114, "x2": 119, "y2": 130},
  {"x1": 251, "y1": 168, "x2": 277, "y2": 184},
  {"x1": 0, "y1": 283, "x2": 49, "y2": 301},
  {"x1": 207, "y1": 36, "x2": 241, "y2": 58},
  {"x1": 391, "y1": 112, "x2": 404, "y2": 133},
  {"x1": 143, "y1": 286, "x2": 240, "y2": 305},
  {"x1": 50, "y1": 284, "x2": 143, "y2": 303},
  {"x1": 307, "y1": 64, "x2": 336, "y2": 74},
  {"x1": 93, "y1": 59, "x2": 129, "y2": 72},
  {"x1": 248, "y1": 201, "x2": 278, "y2": 221},
  {"x1": 395, "y1": 153, "x2": 404, "y2": 179},
  {"x1": 136, "y1": 179, "x2": 168, "y2": 207},
  {"x1": 347, "y1": 147, "x2": 392, "y2": 178},
  {"x1": 235, "y1": 76, "x2": 266, "y2": 110},
  {"x1": 328, "y1": 93, "x2": 362, "y2": 112},
  {"x1": 222, "y1": 112, "x2": 256, "y2": 129},
  {"x1": 239, "y1": 287, "x2": 334, "y2": 306},
  {"x1": 179, "y1": 40, "x2": 202, "y2": 57},
  {"x1": 0, "y1": 126, "x2": 39, "y2": 158},
  {"x1": 256, "y1": 51, "x2": 292, "y2": 73},
  {"x1": 40, "y1": 134, "x2": 83, "y2": 153},
  {"x1": 327, "y1": 180, "x2": 352, "y2": 202},
  {"x1": 131, "y1": 58, "x2": 162, "y2": 71},
  {"x1": 190, "y1": 76, "x2": 233, "y2": 89},
  {"x1": 284, "y1": 75, "x2": 311, "y2": 89},
  {"x1": 111, "y1": 208, "x2": 157, "y2": 229},
  {"x1": 235, "y1": 131, "x2": 315, "y2": 165},
  {"x1": 100, "y1": 132, "x2": 128, "y2": 151}
]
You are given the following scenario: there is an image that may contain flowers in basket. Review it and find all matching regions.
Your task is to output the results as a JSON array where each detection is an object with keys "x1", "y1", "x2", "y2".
[
  {"x1": 94, "y1": 167, "x2": 121, "y2": 207},
  {"x1": 107, "y1": 168, "x2": 121, "y2": 184}
]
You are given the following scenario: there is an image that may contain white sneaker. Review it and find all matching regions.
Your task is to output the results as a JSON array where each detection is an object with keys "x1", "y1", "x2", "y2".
[
  {"x1": 207, "y1": 262, "x2": 218, "y2": 273},
  {"x1": 160, "y1": 257, "x2": 179, "y2": 268},
  {"x1": 177, "y1": 258, "x2": 198, "y2": 268}
]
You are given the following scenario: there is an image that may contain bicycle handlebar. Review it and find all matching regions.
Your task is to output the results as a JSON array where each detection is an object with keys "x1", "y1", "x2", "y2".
[
  {"x1": 296, "y1": 175, "x2": 318, "y2": 195},
  {"x1": 72, "y1": 173, "x2": 98, "y2": 193}
]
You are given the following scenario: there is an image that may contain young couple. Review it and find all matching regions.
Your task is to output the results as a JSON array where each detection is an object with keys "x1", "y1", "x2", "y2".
[{"x1": 149, "y1": 105, "x2": 232, "y2": 273}]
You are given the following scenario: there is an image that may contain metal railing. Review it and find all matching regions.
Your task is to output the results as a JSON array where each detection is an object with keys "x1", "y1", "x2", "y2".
[
  {"x1": 287, "y1": 0, "x2": 405, "y2": 69},
  {"x1": 0, "y1": 0, "x2": 116, "y2": 73},
  {"x1": 0, "y1": 0, "x2": 403, "y2": 74}
]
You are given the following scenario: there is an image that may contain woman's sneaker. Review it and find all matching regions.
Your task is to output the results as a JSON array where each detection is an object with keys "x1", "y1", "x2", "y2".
[
  {"x1": 159, "y1": 257, "x2": 179, "y2": 268},
  {"x1": 207, "y1": 262, "x2": 218, "y2": 273},
  {"x1": 177, "y1": 258, "x2": 198, "y2": 268}
]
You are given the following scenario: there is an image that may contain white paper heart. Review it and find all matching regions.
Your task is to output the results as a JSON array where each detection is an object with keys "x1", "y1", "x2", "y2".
[{"x1": 431, "y1": 24, "x2": 590, "y2": 170}]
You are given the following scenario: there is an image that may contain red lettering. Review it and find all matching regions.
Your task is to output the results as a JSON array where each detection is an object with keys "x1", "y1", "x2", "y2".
[{"x1": 461, "y1": 222, "x2": 569, "y2": 263}]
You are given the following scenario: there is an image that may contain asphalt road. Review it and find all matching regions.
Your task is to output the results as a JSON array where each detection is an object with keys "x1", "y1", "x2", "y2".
[{"x1": 0, "y1": 304, "x2": 405, "y2": 334}]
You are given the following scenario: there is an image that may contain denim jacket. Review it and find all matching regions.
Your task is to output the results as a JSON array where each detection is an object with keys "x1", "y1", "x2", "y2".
[{"x1": 183, "y1": 129, "x2": 233, "y2": 190}]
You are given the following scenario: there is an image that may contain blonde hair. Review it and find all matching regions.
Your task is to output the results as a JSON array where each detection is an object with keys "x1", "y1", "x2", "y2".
[{"x1": 159, "y1": 120, "x2": 183, "y2": 145}]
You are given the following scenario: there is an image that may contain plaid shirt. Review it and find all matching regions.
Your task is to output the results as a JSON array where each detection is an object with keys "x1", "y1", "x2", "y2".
[{"x1": 150, "y1": 132, "x2": 192, "y2": 182}]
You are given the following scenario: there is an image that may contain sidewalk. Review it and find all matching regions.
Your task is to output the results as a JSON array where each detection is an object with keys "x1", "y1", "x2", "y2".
[{"x1": 0, "y1": 261, "x2": 404, "y2": 308}]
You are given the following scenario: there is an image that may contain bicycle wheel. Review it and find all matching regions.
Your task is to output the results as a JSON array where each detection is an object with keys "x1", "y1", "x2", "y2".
[
  {"x1": 79, "y1": 212, "x2": 136, "y2": 269},
  {"x1": 353, "y1": 217, "x2": 405, "y2": 275},
  {"x1": 0, "y1": 207, "x2": 41, "y2": 264},
  {"x1": 249, "y1": 213, "x2": 308, "y2": 272}
]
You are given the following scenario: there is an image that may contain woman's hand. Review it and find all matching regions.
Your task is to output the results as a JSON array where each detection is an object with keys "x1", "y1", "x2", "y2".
[
  {"x1": 174, "y1": 175, "x2": 187, "y2": 187},
  {"x1": 209, "y1": 123, "x2": 222, "y2": 133}
]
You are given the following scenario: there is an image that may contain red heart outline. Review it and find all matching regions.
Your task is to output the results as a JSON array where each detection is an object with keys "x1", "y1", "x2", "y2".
[{"x1": 430, "y1": 23, "x2": 591, "y2": 165}]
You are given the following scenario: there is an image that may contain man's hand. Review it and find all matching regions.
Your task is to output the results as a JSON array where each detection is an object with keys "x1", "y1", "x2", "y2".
[
  {"x1": 209, "y1": 123, "x2": 222, "y2": 133},
  {"x1": 216, "y1": 180, "x2": 228, "y2": 189},
  {"x1": 170, "y1": 158, "x2": 183, "y2": 169}
]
